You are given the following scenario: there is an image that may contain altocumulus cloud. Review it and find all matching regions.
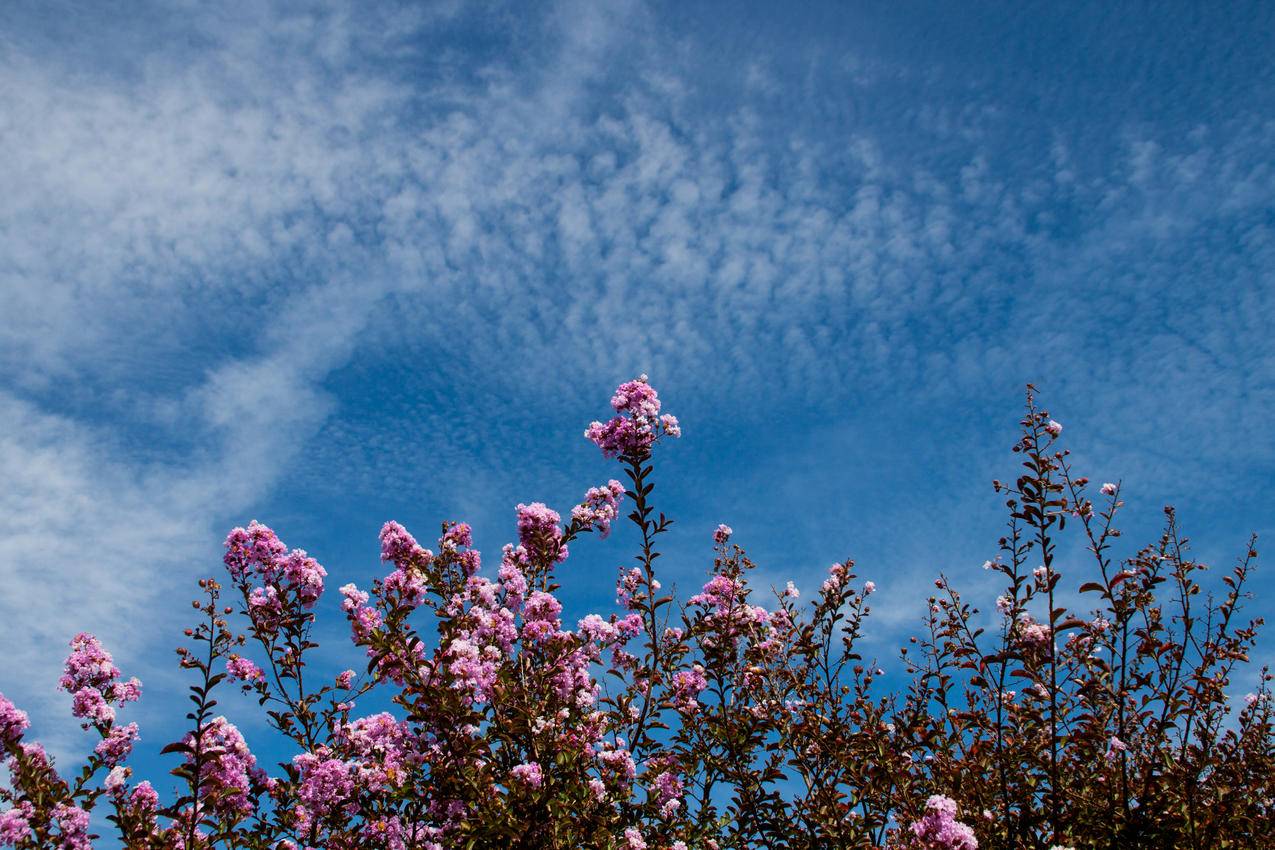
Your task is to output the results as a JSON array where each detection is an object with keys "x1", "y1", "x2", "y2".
[{"x1": 2, "y1": 0, "x2": 1274, "y2": 753}]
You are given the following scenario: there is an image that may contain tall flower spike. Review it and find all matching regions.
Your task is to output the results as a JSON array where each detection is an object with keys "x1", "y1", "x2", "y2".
[{"x1": 585, "y1": 375, "x2": 680, "y2": 458}]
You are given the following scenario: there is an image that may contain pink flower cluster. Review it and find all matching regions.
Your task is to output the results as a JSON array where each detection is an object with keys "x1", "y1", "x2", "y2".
[
  {"x1": 0, "y1": 693, "x2": 29, "y2": 746},
  {"x1": 517, "y1": 502, "x2": 567, "y2": 564},
  {"x1": 59, "y1": 633, "x2": 141, "y2": 727},
  {"x1": 185, "y1": 716, "x2": 262, "y2": 819},
  {"x1": 688, "y1": 574, "x2": 742, "y2": 613},
  {"x1": 572, "y1": 480, "x2": 626, "y2": 538},
  {"x1": 379, "y1": 520, "x2": 434, "y2": 569},
  {"x1": 95, "y1": 722, "x2": 139, "y2": 766},
  {"x1": 0, "y1": 802, "x2": 33, "y2": 845},
  {"x1": 338, "y1": 711, "x2": 415, "y2": 788},
  {"x1": 670, "y1": 665, "x2": 708, "y2": 714},
  {"x1": 584, "y1": 375, "x2": 680, "y2": 458},
  {"x1": 293, "y1": 751, "x2": 356, "y2": 833},
  {"x1": 908, "y1": 794, "x2": 978, "y2": 850},
  {"x1": 510, "y1": 761, "x2": 544, "y2": 789},
  {"x1": 378, "y1": 521, "x2": 431, "y2": 609},
  {"x1": 224, "y1": 520, "x2": 328, "y2": 617},
  {"x1": 1018, "y1": 617, "x2": 1052, "y2": 647},
  {"x1": 226, "y1": 655, "x2": 265, "y2": 683}
]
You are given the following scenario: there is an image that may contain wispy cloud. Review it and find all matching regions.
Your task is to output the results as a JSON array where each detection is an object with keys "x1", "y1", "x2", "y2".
[{"x1": 2, "y1": 0, "x2": 1273, "y2": 753}]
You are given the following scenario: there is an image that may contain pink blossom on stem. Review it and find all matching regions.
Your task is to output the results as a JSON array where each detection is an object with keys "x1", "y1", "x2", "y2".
[
  {"x1": 585, "y1": 375, "x2": 679, "y2": 458},
  {"x1": 0, "y1": 803, "x2": 33, "y2": 845},
  {"x1": 510, "y1": 762, "x2": 544, "y2": 789},
  {"x1": 0, "y1": 693, "x2": 29, "y2": 746},
  {"x1": 225, "y1": 521, "x2": 326, "y2": 607},
  {"x1": 95, "y1": 722, "x2": 139, "y2": 766},
  {"x1": 52, "y1": 804, "x2": 91, "y2": 850},
  {"x1": 104, "y1": 765, "x2": 129, "y2": 795},
  {"x1": 441, "y1": 521, "x2": 473, "y2": 549},
  {"x1": 70, "y1": 687, "x2": 114, "y2": 725},
  {"x1": 226, "y1": 656, "x2": 265, "y2": 683},
  {"x1": 522, "y1": 590, "x2": 565, "y2": 643},
  {"x1": 572, "y1": 480, "x2": 626, "y2": 538},
  {"x1": 616, "y1": 567, "x2": 643, "y2": 609},
  {"x1": 130, "y1": 780, "x2": 159, "y2": 813},
  {"x1": 908, "y1": 794, "x2": 978, "y2": 850},
  {"x1": 516, "y1": 502, "x2": 567, "y2": 564},
  {"x1": 379, "y1": 520, "x2": 433, "y2": 568},
  {"x1": 293, "y1": 751, "x2": 356, "y2": 834},
  {"x1": 223, "y1": 521, "x2": 286, "y2": 581},
  {"x1": 185, "y1": 717, "x2": 259, "y2": 818},
  {"x1": 59, "y1": 633, "x2": 121, "y2": 694}
]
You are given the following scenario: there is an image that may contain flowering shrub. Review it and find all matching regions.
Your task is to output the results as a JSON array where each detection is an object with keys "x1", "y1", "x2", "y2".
[{"x1": 1, "y1": 377, "x2": 1271, "y2": 849}]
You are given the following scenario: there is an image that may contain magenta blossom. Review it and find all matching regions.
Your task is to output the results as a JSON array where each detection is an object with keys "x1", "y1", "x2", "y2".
[
  {"x1": 0, "y1": 693, "x2": 29, "y2": 746},
  {"x1": 511, "y1": 761, "x2": 544, "y2": 789},
  {"x1": 908, "y1": 794, "x2": 978, "y2": 850},
  {"x1": 585, "y1": 375, "x2": 680, "y2": 458}
]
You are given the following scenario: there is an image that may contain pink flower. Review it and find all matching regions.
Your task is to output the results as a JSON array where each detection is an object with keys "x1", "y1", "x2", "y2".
[
  {"x1": 441, "y1": 521, "x2": 473, "y2": 549},
  {"x1": 1106, "y1": 736, "x2": 1128, "y2": 760},
  {"x1": 651, "y1": 768, "x2": 684, "y2": 819},
  {"x1": 379, "y1": 521, "x2": 433, "y2": 568},
  {"x1": 0, "y1": 693, "x2": 29, "y2": 746},
  {"x1": 71, "y1": 687, "x2": 114, "y2": 725},
  {"x1": 863, "y1": 581, "x2": 877, "y2": 595},
  {"x1": 339, "y1": 583, "x2": 369, "y2": 612},
  {"x1": 586, "y1": 375, "x2": 679, "y2": 458},
  {"x1": 689, "y1": 574, "x2": 741, "y2": 612},
  {"x1": 95, "y1": 722, "x2": 139, "y2": 766},
  {"x1": 516, "y1": 502, "x2": 567, "y2": 564},
  {"x1": 822, "y1": 562, "x2": 850, "y2": 595},
  {"x1": 226, "y1": 656, "x2": 265, "y2": 683},
  {"x1": 59, "y1": 632, "x2": 122, "y2": 694},
  {"x1": 223, "y1": 521, "x2": 286, "y2": 580},
  {"x1": 713, "y1": 524, "x2": 733, "y2": 545},
  {"x1": 185, "y1": 717, "x2": 259, "y2": 818},
  {"x1": 225, "y1": 521, "x2": 326, "y2": 607},
  {"x1": 52, "y1": 804, "x2": 91, "y2": 850},
  {"x1": 0, "y1": 803, "x2": 33, "y2": 845},
  {"x1": 293, "y1": 751, "x2": 355, "y2": 832},
  {"x1": 571, "y1": 480, "x2": 626, "y2": 538},
  {"x1": 510, "y1": 762, "x2": 544, "y2": 788},
  {"x1": 671, "y1": 665, "x2": 709, "y2": 713},
  {"x1": 104, "y1": 765, "x2": 129, "y2": 795},
  {"x1": 1101, "y1": 482, "x2": 1117, "y2": 496},
  {"x1": 129, "y1": 780, "x2": 159, "y2": 813},
  {"x1": 908, "y1": 794, "x2": 978, "y2": 850},
  {"x1": 1019, "y1": 618, "x2": 1052, "y2": 646},
  {"x1": 1045, "y1": 420, "x2": 1063, "y2": 437},
  {"x1": 521, "y1": 590, "x2": 565, "y2": 643}
]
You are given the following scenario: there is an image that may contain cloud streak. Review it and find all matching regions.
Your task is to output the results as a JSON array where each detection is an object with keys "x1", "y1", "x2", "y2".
[{"x1": 2, "y1": 0, "x2": 1273, "y2": 754}]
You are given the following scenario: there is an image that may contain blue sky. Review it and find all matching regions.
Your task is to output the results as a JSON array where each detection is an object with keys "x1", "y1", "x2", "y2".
[{"x1": 2, "y1": 0, "x2": 1274, "y2": 808}]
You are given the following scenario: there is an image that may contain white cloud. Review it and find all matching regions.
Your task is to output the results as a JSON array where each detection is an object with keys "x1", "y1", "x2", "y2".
[{"x1": 2, "y1": 0, "x2": 1273, "y2": 750}]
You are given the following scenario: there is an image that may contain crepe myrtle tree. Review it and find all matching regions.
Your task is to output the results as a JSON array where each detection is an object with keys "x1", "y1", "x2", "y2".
[{"x1": 1, "y1": 377, "x2": 1271, "y2": 850}]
